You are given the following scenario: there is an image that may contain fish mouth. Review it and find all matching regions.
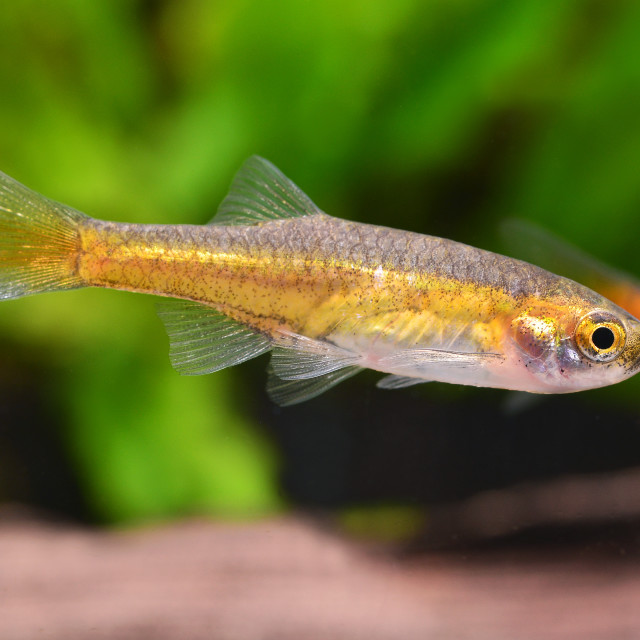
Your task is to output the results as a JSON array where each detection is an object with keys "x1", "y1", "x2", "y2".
[{"x1": 623, "y1": 328, "x2": 640, "y2": 375}]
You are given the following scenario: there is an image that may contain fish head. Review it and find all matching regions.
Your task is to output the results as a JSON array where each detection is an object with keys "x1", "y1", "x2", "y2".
[{"x1": 509, "y1": 299, "x2": 640, "y2": 393}]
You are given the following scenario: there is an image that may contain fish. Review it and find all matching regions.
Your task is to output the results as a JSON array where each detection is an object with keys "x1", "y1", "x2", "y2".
[
  {"x1": 1, "y1": 156, "x2": 640, "y2": 405},
  {"x1": 501, "y1": 218, "x2": 640, "y2": 320}
]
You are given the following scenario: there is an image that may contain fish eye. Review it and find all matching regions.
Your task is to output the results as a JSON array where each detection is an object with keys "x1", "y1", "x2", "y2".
[
  {"x1": 575, "y1": 312, "x2": 625, "y2": 362},
  {"x1": 591, "y1": 326, "x2": 615, "y2": 350}
]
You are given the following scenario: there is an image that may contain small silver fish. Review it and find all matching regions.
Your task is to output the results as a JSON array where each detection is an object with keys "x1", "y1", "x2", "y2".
[{"x1": 1, "y1": 156, "x2": 640, "y2": 404}]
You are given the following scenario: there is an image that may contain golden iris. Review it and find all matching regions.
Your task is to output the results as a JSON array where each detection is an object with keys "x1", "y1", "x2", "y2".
[{"x1": 575, "y1": 312, "x2": 625, "y2": 362}]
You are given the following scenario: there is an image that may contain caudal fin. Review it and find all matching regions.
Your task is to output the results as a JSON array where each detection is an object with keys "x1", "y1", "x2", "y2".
[{"x1": 0, "y1": 171, "x2": 87, "y2": 299}]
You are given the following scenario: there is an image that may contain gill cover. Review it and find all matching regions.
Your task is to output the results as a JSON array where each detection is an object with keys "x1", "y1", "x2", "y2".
[{"x1": 511, "y1": 313, "x2": 559, "y2": 361}]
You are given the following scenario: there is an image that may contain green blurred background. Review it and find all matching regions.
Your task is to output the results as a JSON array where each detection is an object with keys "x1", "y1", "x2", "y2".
[{"x1": 1, "y1": 0, "x2": 640, "y2": 535}]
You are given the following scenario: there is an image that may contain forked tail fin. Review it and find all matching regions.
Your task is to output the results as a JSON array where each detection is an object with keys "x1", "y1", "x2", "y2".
[{"x1": 0, "y1": 171, "x2": 87, "y2": 299}]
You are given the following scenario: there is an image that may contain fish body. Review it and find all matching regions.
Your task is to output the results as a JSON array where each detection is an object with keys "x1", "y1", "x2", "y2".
[{"x1": 1, "y1": 157, "x2": 640, "y2": 404}]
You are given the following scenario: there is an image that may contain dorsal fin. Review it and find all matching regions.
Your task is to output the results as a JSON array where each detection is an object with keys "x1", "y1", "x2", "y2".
[{"x1": 209, "y1": 156, "x2": 323, "y2": 226}]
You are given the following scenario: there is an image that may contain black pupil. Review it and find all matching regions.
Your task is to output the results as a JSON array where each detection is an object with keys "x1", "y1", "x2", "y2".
[{"x1": 592, "y1": 326, "x2": 615, "y2": 350}]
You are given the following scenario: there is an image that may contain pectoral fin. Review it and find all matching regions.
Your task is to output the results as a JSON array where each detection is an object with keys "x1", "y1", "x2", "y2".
[{"x1": 377, "y1": 347, "x2": 503, "y2": 382}]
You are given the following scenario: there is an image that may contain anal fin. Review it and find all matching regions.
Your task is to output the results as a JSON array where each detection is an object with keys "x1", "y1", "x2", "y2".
[{"x1": 157, "y1": 299, "x2": 271, "y2": 375}]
